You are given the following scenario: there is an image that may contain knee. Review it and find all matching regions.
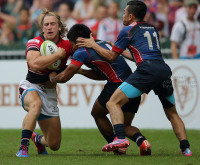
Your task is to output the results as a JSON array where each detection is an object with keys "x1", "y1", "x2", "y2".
[
  {"x1": 106, "y1": 100, "x2": 115, "y2": 110},
  {"x1": 29, "y1": 100, "x2": 42, "y2": 116},
  {"x1": 49, "y1": 139, "x2": 61, "y2": 151},
  {"x1": 165, "y1": 106, "x2": 178, "y2": 121},
  {"x1": 91, "y1": 110, "x2": 96, "y2": 118}
]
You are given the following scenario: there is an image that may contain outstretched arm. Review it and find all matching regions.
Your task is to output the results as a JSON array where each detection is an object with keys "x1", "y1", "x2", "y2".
[
  {"x1": 76, "y1": 34, "x2": 120, "y2": 62},
  {"x1": 50, "y1": 64, "x2": 80, "y2": 83},
  {"x1": 78, "y1": 68, "x2": 105, "y2": 81}
]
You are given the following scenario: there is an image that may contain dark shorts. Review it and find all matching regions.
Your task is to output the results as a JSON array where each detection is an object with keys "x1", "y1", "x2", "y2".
[
  {"x1": 125, "y1": 60, "x2": 174, "y2": 96},
  {"x1": 98, "y1": 82, "x2": 141, "y2": 113}
]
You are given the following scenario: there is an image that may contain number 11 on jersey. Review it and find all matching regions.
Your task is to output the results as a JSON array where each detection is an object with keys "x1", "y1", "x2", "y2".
[{"x1": 144, "y1": 31, "x2": 160, "y2": 50}]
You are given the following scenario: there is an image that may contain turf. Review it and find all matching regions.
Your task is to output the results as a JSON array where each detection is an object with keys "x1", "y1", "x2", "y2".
[{"x1": 0, "y1": 129, "x2": 199, "y2": 165}]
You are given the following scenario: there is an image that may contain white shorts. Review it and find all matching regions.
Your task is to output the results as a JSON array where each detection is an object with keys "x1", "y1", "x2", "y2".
[{"x1": 19, "y1": 80, "x2": 59, "y2": 117}]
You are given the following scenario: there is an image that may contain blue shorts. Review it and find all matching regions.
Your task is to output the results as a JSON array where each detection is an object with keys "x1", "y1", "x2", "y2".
[
  {"x1": 98, "y1": 82, "x2": 141, "y2": 113},
  {"x1": 124, "y1": 60, "x2": 173, "y2": 95},
  {"x1": 118, "y1": 60, "x2": 175, "y2": 108}
]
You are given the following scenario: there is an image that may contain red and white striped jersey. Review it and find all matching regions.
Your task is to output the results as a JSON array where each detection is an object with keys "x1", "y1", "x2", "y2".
[
  {"x1": 97, "y1": 18, "x2": 123, "y2": 43},
  {"x1": 25, "y1": 34, "x2": 72, "y2": 83}
]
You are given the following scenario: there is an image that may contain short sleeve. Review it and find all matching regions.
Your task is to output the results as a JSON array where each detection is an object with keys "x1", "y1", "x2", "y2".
[
  {"x1": 26, "y1": 39, "x2": 41, "y2": 52},
  {"x1": 112, "y1": 27, "x2": 131, "y2": 54},
  {"x1": 71, "y1": 48, "x2": 90, "y2": 67},
  {"x1": 170, "y1": 22, "x2": 185, "y2": 44}
]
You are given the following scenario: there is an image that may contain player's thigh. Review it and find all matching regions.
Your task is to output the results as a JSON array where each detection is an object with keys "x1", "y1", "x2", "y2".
[
  {"x1": 91, "y1": 99, "x2": 109, "y2": 118},
  {"x1": 107, "y1": 88, "x2": 129, "y2": 107},
  {"x1": 38, "y1": 117, "x2": 61, "y2": 147},
  {"x1": 23, "y1": 90, "x2": 42, "y2": 112}
]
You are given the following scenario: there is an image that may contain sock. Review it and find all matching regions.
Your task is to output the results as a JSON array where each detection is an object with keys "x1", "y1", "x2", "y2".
[
  {"x1": 132, "y1": 132, "x2": 146, "y2": 147},
  {"x1": 180, "y1": 139, "x2": 190, "y2": 152},
  {"x1": 104, "y1": 133, "x2": 115, "y2": 143},
  {"x1": 21, "y1": 129, "x2": 32, "y2": 146},
  {"x1": 113, "y1": 124, "x2": 125, "y2": 139},
  {"x1": 36, "y1": 134, "x2": 44, "y2": 145}
]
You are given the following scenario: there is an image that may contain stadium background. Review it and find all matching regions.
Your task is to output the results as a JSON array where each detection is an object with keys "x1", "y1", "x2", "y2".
[{"x1": 0, "y1": 0, "x2": 199, "y2": 129}]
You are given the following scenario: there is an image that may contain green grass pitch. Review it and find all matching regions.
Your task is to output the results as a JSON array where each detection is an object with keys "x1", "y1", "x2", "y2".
[{"x1": 0, "y1": 129, "x2": 199, "y2": 165}]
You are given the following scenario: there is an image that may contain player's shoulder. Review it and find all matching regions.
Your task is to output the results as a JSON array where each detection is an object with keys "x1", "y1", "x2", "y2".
[
  {"x1": 27, "y1": 35, "x2": 43, "y2": 45},
  {"x1": 75, "y1": 47, "x2": 87, "y2": 54},
  {"x1": 73, "y1": 47, "x2": 88, "y2": 58},
  {"x1": 118, "y1": 26, "x2": 133, "y2": 37},
  {"x1": 58, "y1": 38, "x2": 70, "y2": 46}
]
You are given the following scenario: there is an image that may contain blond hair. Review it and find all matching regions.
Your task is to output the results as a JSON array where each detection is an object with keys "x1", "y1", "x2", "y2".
[{"x1": 38, "y1": 8, "x2": 68, "y2": 38}]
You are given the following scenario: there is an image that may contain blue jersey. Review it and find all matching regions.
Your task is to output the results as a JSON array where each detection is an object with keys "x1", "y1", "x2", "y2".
[
  {"x1": 71, "y1": 41, "x2": 132, "y2": 83},
  {"x1": 112, "y1": 21, "x2": 163, "y2": 66}
]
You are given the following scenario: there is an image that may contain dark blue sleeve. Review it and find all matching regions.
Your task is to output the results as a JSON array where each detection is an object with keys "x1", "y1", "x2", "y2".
[
  {"x1": 71, "y1": 48, "x2": 90, "y2": 67},
  {"x1": 112, "y1": 27, "x2": 131, "y2": 54}
]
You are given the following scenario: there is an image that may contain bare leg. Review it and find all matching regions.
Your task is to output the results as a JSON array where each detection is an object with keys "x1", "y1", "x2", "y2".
[
  {"x1": 164, "y1": 106, "x2": 187, "y2": 141},
  {"x1": 106, "y1": 89, "x2": 129, "y2": 125},
  {"x1": 38, "y1": 117, "x2": 61, "y2": 151},
  {"x1": 23, "y1": 91, "x2": 42, "y2": 131},
  {"x1": 123, "y1": 112, "x2": 140, "y2": 138},
  {"x1": 91, "y1": 99, "x2": 113, "y2": 137}
]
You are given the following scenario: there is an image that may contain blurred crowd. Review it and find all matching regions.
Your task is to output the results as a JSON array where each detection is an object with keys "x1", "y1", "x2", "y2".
[{"x1": 0, "y1": 0, "x2": 200, "y2": 59}]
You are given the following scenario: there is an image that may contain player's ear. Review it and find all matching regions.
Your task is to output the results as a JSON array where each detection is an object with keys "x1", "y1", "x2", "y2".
[{"x1": 129, "y1": 13, "x2": 134, "y2": 21}]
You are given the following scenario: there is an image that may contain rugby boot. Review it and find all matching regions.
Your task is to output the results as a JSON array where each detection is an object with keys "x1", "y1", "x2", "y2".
[
  {"x1": 182, "y1": 148, "x2": 192, "y2": 156},
  {"x1": 102, "y1": 137, "x2": 130, "y2": 152},
  {"x1": 31, "y1": 132, "x2": 48, "y2": 155},
  {"x1": 16, "y1": 145, "x2": 29, "y2": 157},
  {"x1": 140, "y1": 140, "x2": 151, "y2": 156}
]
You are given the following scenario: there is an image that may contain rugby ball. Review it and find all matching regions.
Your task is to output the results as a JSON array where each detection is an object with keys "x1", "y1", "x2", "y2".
[{"x1": 40, "y1": 40, "x2": 61, "y2": 70}]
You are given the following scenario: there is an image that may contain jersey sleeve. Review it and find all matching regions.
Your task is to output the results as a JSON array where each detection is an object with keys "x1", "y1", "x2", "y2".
[
  {"x1": 26, "y1": 39, "x2": 41, "y2": 52},
  {"x1": 112, "y1": 27, "x2": 131, "y2": 54},
  {"x1": 71, "y1": 48, "x2": 90, "y2": 67}
]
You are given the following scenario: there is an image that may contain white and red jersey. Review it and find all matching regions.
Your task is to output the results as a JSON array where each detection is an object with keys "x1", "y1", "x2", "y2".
[
  {"x1": 26, "y1": 34, "x2": 72, "y2": 83},
  {"x1": 97, "y1": 18, "x2": 123, "y2": 43},
  {"x1": 83, "y1": 19, "x2": 100, "y2": 39}
]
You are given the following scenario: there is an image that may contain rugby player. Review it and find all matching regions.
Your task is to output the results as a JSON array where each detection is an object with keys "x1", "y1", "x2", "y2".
[
  {"x1": 76, "y1": 0, "x2": 192, "y2": 156},
  {"x1": 16, "y1": 9, "x2": 72, "y2": 157},
  {"x1": 49, "y1": 24, "x2": 151, "y2": 155}
]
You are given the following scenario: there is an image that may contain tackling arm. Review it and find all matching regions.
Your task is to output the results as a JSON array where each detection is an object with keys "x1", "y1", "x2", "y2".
[
  {"x1": 78, "y1": 68, "x2": 106, "y2": 81},
  {"x1": 50, "y1": 64, "x2": 80, "y2": 83},
  {"x1": 76, "y1": 33, "x2": 120, "y2": 62}
]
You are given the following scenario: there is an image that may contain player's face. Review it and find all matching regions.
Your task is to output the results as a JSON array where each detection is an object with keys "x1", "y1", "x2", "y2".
[
  {"x1": 123, "y1": 6, "x2": 132, "y2": 26},
  {"x1": 186, "y1": 5, "x2": 197, "y2": 19},
  {"x1": 43, "y1": 16, "x2": 61, "y2": 41},
  {"x1": 70, "y1": 41, "x2": 78, "y2": 52}
]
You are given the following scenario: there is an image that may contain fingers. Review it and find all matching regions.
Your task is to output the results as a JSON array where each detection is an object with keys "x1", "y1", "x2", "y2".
[
  {"x1": 76, "y1": 43, "x2": 85, "y2": 48},
  {"x1": 76, "y1": 37, "x2": 85, "y2": 42}
]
